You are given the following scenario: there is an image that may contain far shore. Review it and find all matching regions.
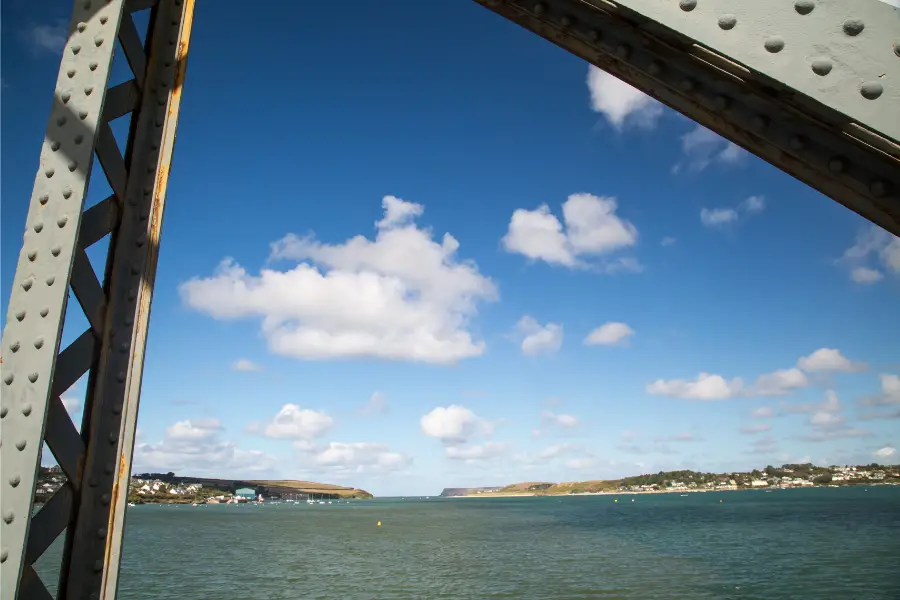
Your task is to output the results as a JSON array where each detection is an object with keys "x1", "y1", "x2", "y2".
[{"x1": 450, "y1": 484, "x2": 895, "y2": 499}]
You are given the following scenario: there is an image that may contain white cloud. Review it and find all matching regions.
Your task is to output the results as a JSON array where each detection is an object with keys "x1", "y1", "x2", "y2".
[
  {"x1": 502, "y1": 194, "x2": 639, "y2": 271},
  {"x1": 166, "y1": 418, "x2": 223, "y2": 440},
  {"x1": 660, "y1": 236, "x2": 677, "y2": 247},
  {"x1": 751, "y1": 406, "x2": 775, "y2": 419},
  {"x1": 515, "y1": 316, "x2": 563, "y2": 356},
  {"x1": 674, "y1": 124, "x2": 746, "y2": 173},
  {"x1": 232, "y1": 358, "x2": 263, "y2": 372},
  {"x1": 252, "y1": 404, "x2": 334, "y2": 440},
  {"x1": 420, "y1": 405, "x2": 492, "y2": 444},
  {"x1": 859, "y1": 374, "x2": 900, "y2": 407},
  {"x1": 839, "y1": 226, "x2": 900, "y2": 284},
  {"x1": 357, "y1": 391, "x2": 388, "y2": 417},
  {"x1": 540, "y1": 410, "x2": 581, "y2": 428},
  {"x1": 312, "y1": 442, "x2": 410, "y2": 473},
  {"x1": 748, "y1": 368, "x2": 809, "y2": 397},
  {"x1": 180, "y1": 196, "x2": 497, "y2": 365},
  {"x1": 445, "y1": 442, "x2": 507, "y2": 461},
  {"x1": 740, "y1": 423, "x2": 771, "y2": 434},
  {"x1": 701, "y1": 196, "x2": 765, "y2": 229},
  {"x1": 803, "y1": 390, "x2": 871, "y2": 442},
  {"x1": 586, "y1": 66, "x2": 663, "y2": 130},
  {"x1": 646, "y1": 372, "x2": 743, "y2": 400},
  {"x1": 850, "y1": 267, "x2": 884, "y2": 284},
  {"x1": 61, "y1": 395, "x2": 82, "y2": 420},
  {"x1": 584, "y1": 322, "x2": 634, "y2": 346},
  {"x1": 797, "y1": 348, "x2": 866, "y2": 373},
  {"x1": 538, "y1": 444, "x2": 575, "y2": 459},
  {"x1": 133, "y1": 420, "x2": 277, "y2": 477},
  {"x1": 27, "y1": 20, "x2": 68, "y2": 56},
  {"x1": 873, "y1": 445, "x2": 896, "y2": 459}
]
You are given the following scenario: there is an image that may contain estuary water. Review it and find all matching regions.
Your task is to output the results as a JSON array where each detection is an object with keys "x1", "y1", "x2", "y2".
[{"x1": 35, "y1": 486, "x2": 900, "y2": 599}]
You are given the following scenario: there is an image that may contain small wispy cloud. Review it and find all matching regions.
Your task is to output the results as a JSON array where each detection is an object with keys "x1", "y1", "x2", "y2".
[{"x1": 26, "y1": 20, "x2": 69, "y2": 56}]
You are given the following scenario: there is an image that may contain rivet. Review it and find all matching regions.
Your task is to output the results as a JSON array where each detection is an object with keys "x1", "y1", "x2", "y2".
[
  {"x1": 533, "y1": 2, "x2": 546, "y2": 16},
  {"x1": 124, "y1": 316, "x2": 133, "y2": 327},
  {"x1": 40, "y1": 308, "x2": 49, "y2": 317},
  {"x1": 22, "y1": 279, "x2": 33, "y2": 292},
  {"x1": 68, "y1": 161, "x2": 77, "y2": 172},
  {"x1": 713, "y1": 95, "x2": 729, "y2": 110},
  {"x1": 588, "y1": 29, "x2": 600, "y2": 42},
  {"x1": 136, "y1": 235, "x2": 146, "y2": 247},
  {"x1": 2, "y1": 511, "x2": 13, "y2": 524},
  {"x1": 790, "y1": 135, "x2": 806, "y2": 150},
  {"x1": 15, "y1": 309, "x2": 27, "y2": 321},
  {"x1": 112, "y1": 403, "x2": 122, "y2": 415},
  {"x1": 100, "y1": 15, "x2": 108, "y2": 24},
  {"x1": 794, "y1": 0, "x2": 814, "y2": 15},
  {"x1": 829, "y1": 157, "x2": 846, "y2": 173},
  {"x1": 9, "y1": 475, "x2": 20, "y2": 486},
  {"x1": 0, "y1": 549, "x2": 6, "y2": 563},
  {"x1": 58, "y1": 216, "x2": 68, "y2": 228},
  {"x1": 842, "y1": 19, "x2": 864, "y2": 36},
  {"x1": 84, "y1": 86, "x2": 94, "y2": 96},
  {"x1": 45, "y1": 168, "x2": 55, "y2": 178},
  {"x1": 117, "y1": 371, "x2": 126, "y2": 382},
  {"x1": 128, "y1": 288, "x2": 137, "y2": 300},
  {"x1": 648, "y1": 61, "x2": 663, "y2": 76},
  {"x1": 860, "y1": 81, "x2": 883, "y2": 100},
  {"x1": 104, "y1": 463, "x2": 114, "y2": 474},
  {"x1": 67, "y1": 69, "x2": 76, "y2": 78},
  {"x1": 63, "y1": 187, "x2": 73, "y2": 199},
  {"x1": 120, "y1": 342, "x2": 130, "y2": 353},
  {"x1": 560, "y1": 15, "x2": 573, "y2": 28},
  {"x1": 78, "y1": 110, "x2": 88, "y2": 120},
  {"x1": 57, "y1": 115, "x2": 67, "y2": 126},
  {"x1": 51, "y1": 246, "x2": 62, "y2": 256},
  {"x1": 894, "y1": 42, "x2": 900, "y2": 58},
  {"x1": 751, "y1": 115, "x2": 768, "y2": 130},
  {"x1": 3, "y1": 375, "x2": 13, "y2": 385},
  {"x1": 83, "y1": 0, "x2": 91, "y2": 8},
  {"x1": 71, "y1": 45, "x2": 81, "y2": 55},
  {"x1": 0, "y1": 407, "x2": 7, "y2": 417},
  {"x1": 89, "y1": 62, "x2": 98, "y2": 71},
  {"x1": 77, "y1": 22, "x2": 87, "y2": 32},
  {"x1": 46, "y1": 276, "x2": 56, "y2": 286},
  {"x1": 61, "y1": 92, "x2": 71, "y2": 104},
  {"x1": 870, "y1": 180, "x2": 886, "y2": 197},
  {"x1": 679, "y1": 0, "x2": 697, "y2": 11},
  {"x1": 74, "y1": 134, "x2": 84, "y2": 145},
  {"x1": 34, "y1": 222, "x2": 44, "y2": 233},
  {"x1": 15, "y1": 440, "x2": 26, "y2": 451},
  {"x1": 93, "y1": 559, "x2": 104, "y2": 572},
  {"x1": 97, "y1": 528, "x2": 107, "y2": 539},
  {"x1": 89, "y1": 477, "x2": 98, "y2": 487},
  {"x1": 718, "y1": 15, "x2": 736, "y2": 30},
  {"x1": 39, "y1": 194, "x2": 50, "y2": 204},
  {"x1": 27, "y1": 251, "x2": 37, "y2": 262},
  {"x1": 616, "y1": 44, "x2": 630, "y2": 59},
  {"x1": 811, "y1": 59, "x2": 832, "y2": 76},
  {"x1": 9, "y1": 341, "x2": 19, "y2": 352},
  {"x1": 50, "y1": 141, "x2": 61, "y2": 152},
  {"x1": 94, "y1": 36, "x2": 104, "y2": 47},
  {"x1": 131, "y1": 263, "x2": 141, "y2": 275},
  {"x1": 764, "y1": 37, "x2": 784, "y2": 53},
  {"x1": 22, "y1": 404, "x2": 32, "y2": 416},
  {"x1": 109, "y1": 432, "x2": 118, "y2": 443},
  {"x1": 680, "y1": 78, "x2": 696, "y2": 92},
  {"x1": 34, "y1": 337, "x2": 44, "y2": 349}
]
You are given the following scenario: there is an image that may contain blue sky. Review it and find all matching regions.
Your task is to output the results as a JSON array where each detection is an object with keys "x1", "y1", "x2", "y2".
[{"x1": 2, "y1": 0, "x2": 899, "y2": 496}]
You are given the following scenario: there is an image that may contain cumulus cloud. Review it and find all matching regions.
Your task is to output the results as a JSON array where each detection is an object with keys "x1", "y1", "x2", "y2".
[
  {"x1": 133, "y1": 420, "x2": 276, "y2": 477},
  {"x1": 586, "y1": 66, "x2": 663, "y2": 130},
  {"x1": 747, "y1": 368, "x2": 809, "y2": 397},
  {"x1": 797, "y1": 348, "x2": 866, "y2": 373},
  {"x1": 673, "y1": 124, "x2": 746, "y2": 173},
  {"x1": 740, "y1": 423, "x2": 771, "y2": 434},
  {"x1": 502, "y1": 194, "x2": 640, "y2": 271},
  {"x1": 839, "y1": 225, "x2": 900, "y2": 284},
  {"x1": 445, "y1": 442, "x2": 507, "y2": 462},
  {"x1": 515, "y1": 316, "x2": 563, "y2": 356},
  {"x1": 751, "y1": 406, "x2": 775, "y2": 419},
  {"x1": 27, "y1": 20, "x2": 68, "y2": 56},
  {"x1": 584, "y1": 322, "x2": 634, "y2": 346},
  {"x1": 180, "y1": 196, "x2": 497, "y2": 365},
  {"x1": 873, "y1": 445, "x2": 896, "y2": 460},
  {"x1": 357, "y1": 391, "x2": 388, "y2": 417},
  {"x1": 859, "y1": 374, "x2": 900, "y2": 407},
  {"x1": 802, "y1": 391, "x2": 871, "y2": 442},
  {"x1": 540, "y1": 410, "x2": 581, "y2": 429},
  {"x1": 249, "y1": 404, "x2": 334, "y2": 440},
  {"x1": 232, "y1": 358, "x2": 263, "y2": 372},
  {"x1": 646, "y1": 372, "x2": 744, "y2": 400},
  {"x1": 700, "y1": 196, "x2": 765, "y2": 229},
  {"x1": 311, "y1": 442, "x2": 410, "y2": 474},
  {"x1": 420, "y1": 405, "x2": 492, "y2": 444}
]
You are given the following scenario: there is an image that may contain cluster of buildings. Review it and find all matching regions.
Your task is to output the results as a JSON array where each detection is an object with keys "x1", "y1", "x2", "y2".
[{"x1": 130, "y1": 477, "x2": 204, "y2": 497}]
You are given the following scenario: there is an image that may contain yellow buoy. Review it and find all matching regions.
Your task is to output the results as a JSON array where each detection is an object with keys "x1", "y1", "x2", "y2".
[
  {"x1": 377, "y1": 521, "x2": 382, "y2": 526},
  {"x1": 614, "y1": 499, "x2": 618, "y2": 502},
  {"x1": 719, "y1": 500, "x2": 723, "y2": 503}
]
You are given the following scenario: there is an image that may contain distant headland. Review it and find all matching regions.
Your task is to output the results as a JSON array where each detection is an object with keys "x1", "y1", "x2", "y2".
[{"x1": 440, "y1": 462, "x2": 900, "y2": 498}]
